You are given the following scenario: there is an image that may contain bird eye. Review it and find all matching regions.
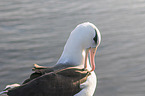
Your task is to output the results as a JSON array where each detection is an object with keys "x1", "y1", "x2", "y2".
[{"x1": 93, "y1": 29, "x2": 98, "y2": 44}]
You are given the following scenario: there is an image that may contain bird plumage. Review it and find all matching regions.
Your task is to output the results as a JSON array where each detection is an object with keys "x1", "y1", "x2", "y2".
[
  {"x1": 8, "y1": 66, "x2": 91, "y2": 96},
  {"x1": 0, "y1": 22, "x2": 101, "y2": 96}
]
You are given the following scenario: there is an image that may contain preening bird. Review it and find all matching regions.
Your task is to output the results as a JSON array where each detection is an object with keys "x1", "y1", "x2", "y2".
[{"x1": 0, "y1": 22, "x2": 101, "y2": 96}]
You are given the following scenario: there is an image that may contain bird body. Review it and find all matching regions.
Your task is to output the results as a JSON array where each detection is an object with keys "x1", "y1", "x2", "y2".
[{"x1": 0, "y1": 22, "x2": 101, "y2": 96}]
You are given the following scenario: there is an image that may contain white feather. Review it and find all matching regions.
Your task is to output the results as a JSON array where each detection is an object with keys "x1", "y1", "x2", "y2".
[{"x1": 0, "y1": 83, "x2": 20, "y2": 95}]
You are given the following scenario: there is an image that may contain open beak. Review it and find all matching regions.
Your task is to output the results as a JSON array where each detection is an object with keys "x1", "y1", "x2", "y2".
[{"x1": 84, "y1": 47, "x2": 97, "y2": 72}]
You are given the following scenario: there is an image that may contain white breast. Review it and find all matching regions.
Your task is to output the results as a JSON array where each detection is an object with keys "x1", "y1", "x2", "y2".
[{"x1": 74, "y1": 71, "x2": 97, "y2": 96}]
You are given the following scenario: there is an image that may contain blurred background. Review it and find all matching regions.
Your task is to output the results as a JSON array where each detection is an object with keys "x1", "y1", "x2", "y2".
[{"x1": 0, "y1": 0, "x2": 145, "y2": 96}]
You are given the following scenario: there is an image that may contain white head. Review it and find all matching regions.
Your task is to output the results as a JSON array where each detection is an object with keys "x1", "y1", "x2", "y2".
[{"x1": 57, "y1": 22, "x2": 101, "y2": 72}]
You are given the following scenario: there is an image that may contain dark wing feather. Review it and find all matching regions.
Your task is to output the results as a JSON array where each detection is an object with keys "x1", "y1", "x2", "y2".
[
  {"x1": 23, "y1": 67, "x2": 53, "y2": 84},
  {"x1": 23, "y1": 64, "x2": 73, "y2": 84},
  {"x1": 8, "y1": 68, "x2": 90, "y2": 96}
]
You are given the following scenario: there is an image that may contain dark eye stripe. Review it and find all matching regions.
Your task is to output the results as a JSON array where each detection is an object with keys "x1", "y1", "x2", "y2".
[{"x1": 93, "y1": 29, "x2": 98, "y2": 44}]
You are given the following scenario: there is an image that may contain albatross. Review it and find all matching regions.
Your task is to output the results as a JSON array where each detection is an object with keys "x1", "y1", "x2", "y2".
[{"x1": 0, "y1": 22, "x2": 101, "y2": 96}]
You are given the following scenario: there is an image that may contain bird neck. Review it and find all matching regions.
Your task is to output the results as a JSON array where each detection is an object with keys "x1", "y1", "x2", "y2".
[{"x1": 57, "y1": 38, "x2": 86, "y2": 67}]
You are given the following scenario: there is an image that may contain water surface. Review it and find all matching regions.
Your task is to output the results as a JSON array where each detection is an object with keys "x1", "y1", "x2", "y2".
[{"x1": 0, "y1": 0, "x2": 145, "y2": 96}]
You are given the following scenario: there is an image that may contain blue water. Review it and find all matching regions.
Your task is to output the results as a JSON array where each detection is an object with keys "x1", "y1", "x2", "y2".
[{"x1": 0, "y1": 0, "x2": 145, "y2": 96}]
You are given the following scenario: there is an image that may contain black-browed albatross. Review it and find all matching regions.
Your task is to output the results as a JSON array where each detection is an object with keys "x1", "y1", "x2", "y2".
[{"x1": 0, "y1": 22, "x2": 101, "y2": 96}]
